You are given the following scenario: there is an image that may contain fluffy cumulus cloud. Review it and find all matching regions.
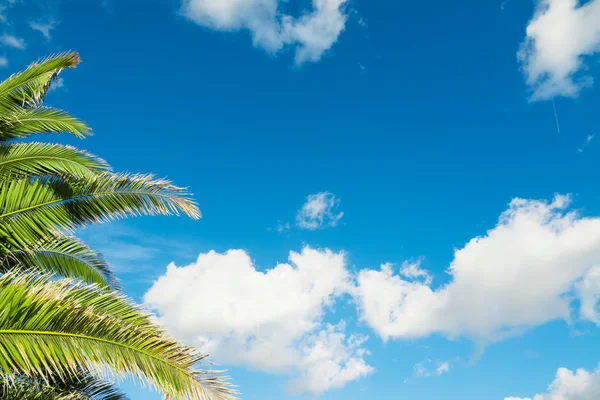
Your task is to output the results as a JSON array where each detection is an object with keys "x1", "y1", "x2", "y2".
[
  {"x1": 181, "y1": 0, "x2": 348, "y2": 64},
  {"x1": 355, "y1": 195, "x2": 600, "y2": 343},
  {"x1": 506, "y1": 366, "x2": 600, "y2": 400},
  {"x1": 518, "y1": 0, "x2": 600, "y2": 100},
  {"x1": 296, "y1": 191, "x2": 344, "y2": 230},
  {"x1": 144, "y1": 247, "x2": 373, "y2": 394},
  {"x1": 579, "y1": 266, "x2": 600, "y2": 324}
]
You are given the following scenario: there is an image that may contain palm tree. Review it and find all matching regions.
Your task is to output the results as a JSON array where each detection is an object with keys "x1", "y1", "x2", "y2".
[
  {"x1": 0, "y1": 271, "x2": 234, "y2": 399},
  {"x1": 1, "y1": 373, "x2": 128, "y2": 399},
  {"x1": 0, "y1": 53, "x2": 236, "y2": 399}
]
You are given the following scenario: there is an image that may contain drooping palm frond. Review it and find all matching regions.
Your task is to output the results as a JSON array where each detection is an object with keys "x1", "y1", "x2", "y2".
[
  {"x1": 0, "y1": 52, "x2": 80, "y2": 114},
  {"x1": 0, "y1": 173, "x2": 200, "y2": 249},
  {"x1": 4, "y1": 234, "x2": 117, "y2": 289},
  {"x1": 0, "y1": 107, "x2": 90, "y2": 140},
  {"x1": 1, "y1": 373, "x2": 128, "y2": 400},
  {"x1": 0, "y1": 142, "x2": 108, "y2": 178},
  {"x1": 0, "y1": 271, "x2": 237, "y2": 400}
]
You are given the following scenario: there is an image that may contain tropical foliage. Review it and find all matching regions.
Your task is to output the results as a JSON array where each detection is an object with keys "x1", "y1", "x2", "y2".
[{"x1": 0, "y1": 53, "x2": 235, "y2": 399}]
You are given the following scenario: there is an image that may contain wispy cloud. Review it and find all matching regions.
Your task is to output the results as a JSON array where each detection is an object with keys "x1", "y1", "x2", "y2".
[
  {"x1": 0, "y1": 33, "x2": 25, "y2": 49},
  {"x1": 296, "y1": 192, "x2": 344, "y2": 230},
  {"x1": 78, "y1": 223, "x2": 198, "y2": 280},
  {"x1": 407, "y1": 359, "x2": 452, "y2": 382},
  {"x1": 578, "y1": 133, "x2": 595, "y2": 152},
  {"x1": 399, "y1": 259, "x2": 432, "y2": 285},
  {"x1": 272, "y1": 191, "x2": 344, "y2": 233},
  {"x1": 277, "y1": 220, "x2": 291, "y2": 233},
  {"x1": 0, "y1": 0, "x2": 18, "y2": 24},
  {"x1": 0, "y1": 56, "x2": 7, "y2": 67},
  {"x1": 28, "y1": 20, "x2": 58, "y2": 40},
  {"x1": 48, "y1": 77, "x2": 64, "y2": 92}
]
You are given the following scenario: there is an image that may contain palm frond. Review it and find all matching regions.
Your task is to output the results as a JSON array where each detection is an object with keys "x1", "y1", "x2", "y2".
[
  {"x1": 1, "y1": 373, "x2": 129, "y2": 400},
  {"x1": 0, "y1": 173, "x2": 200, "y2": 249},
  {"x1": 0, "y1": 142, "x2": 108, "y2": 178},
  {"x1": 0, "y1": 271, "x2": 237, "y2": 400},
  {"x1": 0, "y1": 52, "x2": 80, "y2": 114},
  {"x1": 4, "y1": 234, "x2": 118, "y2": 289},
  {"x1": 0, "y1": 107, "x2": 90, "y2": 140}
]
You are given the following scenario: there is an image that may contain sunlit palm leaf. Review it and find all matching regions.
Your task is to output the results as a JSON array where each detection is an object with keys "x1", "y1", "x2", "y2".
[
  {"x1": 5, "y1": 234, "x2": 117, "y2": 289},
  {"x1": 0, "y1": 52, "x2": 80, "y2": 114},
  {"x1": 1, "y1": 373, "x2": 128, "y2": 399},
  {"x1": 0, "y1": 173, "x2": 200, "y2": 249},
  {"x1": 0, "y1": 107, "x2": 90, "y2": 140},
  {"x1": 0, "y1": 142, "x2": 108, "y2": 178},
  {"x1": 0, "y1": 271, "x2": 237, "y2": 400}
]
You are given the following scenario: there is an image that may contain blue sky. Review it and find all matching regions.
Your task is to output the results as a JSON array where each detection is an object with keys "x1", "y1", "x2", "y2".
[{"x1": 2, "y1": 0, "x2": 600, "y2": 398}]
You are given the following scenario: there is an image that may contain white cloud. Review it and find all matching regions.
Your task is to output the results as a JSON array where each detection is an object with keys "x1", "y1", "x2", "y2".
[
  {"x1": 0, "y1": 56, "x2": 7, "y2": 67},
  {"x1": 48, "y1": 77, "x2": 64, "y2": 92},
  {"x1": 285, "y1": 322, "x2": 373, "y2": 394},
  {"x1": 0, "y1": 0, "x2": 17, "y2": 24},
  {"x1": 579, "y1": 266, "x2": 600, "y2": 324},
  {"x1": 412, "y1": 359, "x2": 452, "y2": 379},
  {"x1": 399, "y1": 260, "x2": 432, "y2": 285},
  {"x1": 586, "y1": 134, "x2": 596, "y2": 145},
  {"x1": 0, "y1": 33, "x2": 24, "y2": 49},
  {"x1": 296, "y1": 191, "x2": 344, "y2": 230},
  {"x1": 144, "y1": 246, "x2": 373, "y2": 394},
  {"x1": 355, "y1": 195, "x2": 600, "y2": 343},
  {"x1": 506, "y1": 366, "x2": 600, "y2": 400},
  {"x1": 518, "y1": 0, "x2": 600, "y2": 100},
  {"x1": 578, "y1": 134, "x2": 596, "y2": 153},
  {"x1": 181, "y1": 0, "x2": 349, "y2": 64},
  {"x1": 28, "y1": 20, "x2": 57, "y2": 40},
  {"x1": 277, "y1": 220, "x2": 291, "y2": 233}
]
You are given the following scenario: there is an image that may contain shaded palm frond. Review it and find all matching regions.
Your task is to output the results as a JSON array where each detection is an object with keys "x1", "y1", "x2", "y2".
[
  {"x1": 0, "y1": 107, "x2": 90, "y2": 140},
  {"x1": 4, "y1": 234, "x2": 118, "y2": 290},
  {"x1": 0, "y1": 142, "x2": 108, "y2": 178},
  {"x1": 0, "y1": 52, "x2": 80, "y2": 115},
  {"x1": 0, "y1": 373, "x2": 129, "y2": 400},
  {"x1": 0, "y1": 173, "x2": 200, "y2": 249},
  {"x1": 0, "y1": 271, "x2": 237, "y2": 400}
]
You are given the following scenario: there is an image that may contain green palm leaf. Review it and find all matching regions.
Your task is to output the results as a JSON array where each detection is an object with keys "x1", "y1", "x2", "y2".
[
  {"x1": 0, "y1": 173, "x2": 200, "y2": 249},
  {"x1": 5, "y1": 234, "x2": 117, "y2": 289},
  {"x1": 0, "y1": 52, "x2": 80, "y2": 114},
  {"x1": 1, "y1": 373, "x2": 128, "y2": 399},
  {"x1": 0, "y1": 271, "x2": 236, "y2": 400},
  {"x1": 0, "y1": 143, "x2": 108, "y2": 178},
  {"x1": 0, "y1": 107, "x2": 90, "y2": 140}
]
